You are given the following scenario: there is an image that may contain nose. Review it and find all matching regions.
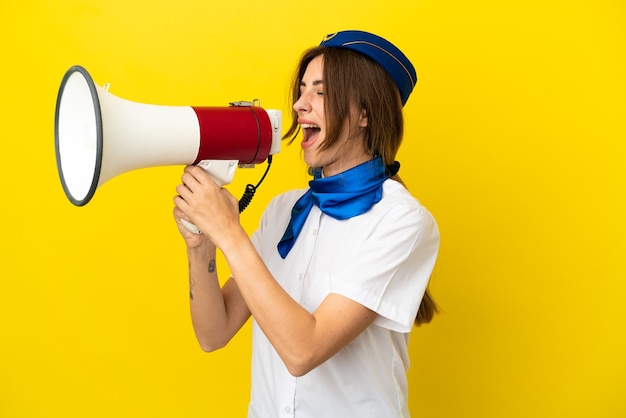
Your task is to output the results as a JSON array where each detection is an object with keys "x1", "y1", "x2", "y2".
[{"x1": 293, "y1": 93, "x2": 310, "y2": 113}]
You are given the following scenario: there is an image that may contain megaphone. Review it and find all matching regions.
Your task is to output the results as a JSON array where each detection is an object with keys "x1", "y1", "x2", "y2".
[{"x1": 54, "y1": 65, "x2": 282, "y2": 232}]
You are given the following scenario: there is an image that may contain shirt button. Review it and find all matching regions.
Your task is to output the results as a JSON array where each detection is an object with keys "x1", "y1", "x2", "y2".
[
  {"x1": 312, "y1": 229, "x2": 318, "y2": 236},
  {"x1": 284, "y1": 406, "x2": 292, "y2": 414}
]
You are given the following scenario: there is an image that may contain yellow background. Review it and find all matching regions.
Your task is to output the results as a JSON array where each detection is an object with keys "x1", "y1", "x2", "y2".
[{"x1": 1, "y1": 0, "x2": 624, "y2": 417}]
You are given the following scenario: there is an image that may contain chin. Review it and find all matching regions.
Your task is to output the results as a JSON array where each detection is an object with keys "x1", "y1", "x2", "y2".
[{"x1": 302, "y1": 151, "x2": 319, "y2": 169}]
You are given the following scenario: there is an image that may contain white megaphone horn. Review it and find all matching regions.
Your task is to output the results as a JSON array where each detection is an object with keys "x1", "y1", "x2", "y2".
[{"x1": 54, "y1": 65, "x2": 282, "y2": 233}]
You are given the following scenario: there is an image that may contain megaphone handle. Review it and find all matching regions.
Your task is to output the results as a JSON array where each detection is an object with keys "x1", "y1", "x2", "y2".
[
  {"x1": 180, "y1": 219, "x2": 202, "y2": 235},
  {"x1": 180, "y1": 160, "x2": 238, "y2": 235}
]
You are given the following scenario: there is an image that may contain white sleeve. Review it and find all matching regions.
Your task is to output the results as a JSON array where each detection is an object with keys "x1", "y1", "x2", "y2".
[{"x1": 330, "y1": 200, "x2": 440, "y2": 333}]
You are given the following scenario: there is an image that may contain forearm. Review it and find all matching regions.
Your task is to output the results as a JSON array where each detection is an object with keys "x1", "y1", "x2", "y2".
[
  {"x1": 220, "y1": 229, "x2": 321, "y2": 372},
  {"x1": 187, "y1": 243, "x2": 245, "y2": 351}
]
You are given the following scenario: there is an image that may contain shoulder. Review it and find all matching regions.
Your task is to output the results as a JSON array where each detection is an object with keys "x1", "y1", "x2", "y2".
[
  {"x1": 375, "y1": 180, "x2": 438, "y2": 231},
  {"x1": 381, "y1": 179, "x2": 425, "y2": 207}
]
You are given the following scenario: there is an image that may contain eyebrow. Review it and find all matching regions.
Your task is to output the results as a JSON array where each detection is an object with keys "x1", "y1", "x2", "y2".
[{"x1": 300, "y1": 79, "x2": 324, "y2": 87}]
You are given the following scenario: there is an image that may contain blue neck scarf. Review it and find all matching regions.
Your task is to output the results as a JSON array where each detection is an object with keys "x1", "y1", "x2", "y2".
[{"x1": 277, "y1": 156, "x2": 398, "y2": 258}]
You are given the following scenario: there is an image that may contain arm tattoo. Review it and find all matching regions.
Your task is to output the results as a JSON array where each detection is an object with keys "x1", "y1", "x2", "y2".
[
  {"x1": 188, "y1": 260, "x2": 215, "y2": 300},
  {"x1": 189, "y1": 275, "x2": 195, "y2": 300},
  {"x1": 188, "y1": 262, "x2": 195, "y2": 300}
]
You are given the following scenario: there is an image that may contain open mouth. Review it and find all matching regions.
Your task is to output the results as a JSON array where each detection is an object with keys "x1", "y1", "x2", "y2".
[{"x1": 301, "y1": 124, "x2": 321, "y2": 143}]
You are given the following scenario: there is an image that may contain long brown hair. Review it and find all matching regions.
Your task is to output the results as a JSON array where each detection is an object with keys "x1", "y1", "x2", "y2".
[{"x1": 284, "y1": 46, "x2": 438, "y2": 326}]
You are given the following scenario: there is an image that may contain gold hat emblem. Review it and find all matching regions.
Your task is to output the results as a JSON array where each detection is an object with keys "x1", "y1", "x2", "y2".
[{"x1": 322, "y1": 32, "x2": 338, "y2": 42}]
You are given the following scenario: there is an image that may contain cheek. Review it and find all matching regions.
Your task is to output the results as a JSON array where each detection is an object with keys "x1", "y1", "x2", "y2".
[{"x1": 313, "y1": 101, "x2": 326, "y2": 122}]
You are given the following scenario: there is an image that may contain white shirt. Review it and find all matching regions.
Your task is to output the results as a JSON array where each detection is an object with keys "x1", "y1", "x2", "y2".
[{"x1": 248, "y1": 179, "x2": 440, "y2": 418}]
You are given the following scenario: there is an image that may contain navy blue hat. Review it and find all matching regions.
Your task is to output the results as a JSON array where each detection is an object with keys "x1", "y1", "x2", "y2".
[{"x1": 319, "y1": 30, "x2": 417, "y2": 106}]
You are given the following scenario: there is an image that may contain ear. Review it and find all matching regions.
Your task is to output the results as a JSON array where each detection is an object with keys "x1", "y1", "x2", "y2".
[{"x1": 359, "y1": 108, "x2": 368, "y2": 128}]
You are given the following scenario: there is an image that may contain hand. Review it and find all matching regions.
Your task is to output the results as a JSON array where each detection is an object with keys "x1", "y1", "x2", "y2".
[
  {"x1": 173, "y1": 165, "x2": 241, "y2": 249},
  {"x1": 173, "y1": 205, "x2": 211, "y2": 249}
]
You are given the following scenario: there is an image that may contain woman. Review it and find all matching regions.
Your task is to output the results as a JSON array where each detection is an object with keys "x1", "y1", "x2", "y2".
[{"x1": 174, "y1": 30, "x2": 440, "y2": 417}]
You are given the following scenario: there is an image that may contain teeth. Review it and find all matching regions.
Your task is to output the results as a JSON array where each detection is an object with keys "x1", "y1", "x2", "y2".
[{"x1": 301, "y1": 124, "x2": 320, "y2": 129}]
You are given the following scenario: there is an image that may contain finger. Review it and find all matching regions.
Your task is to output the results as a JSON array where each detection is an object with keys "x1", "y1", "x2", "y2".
[
  {"x1": 175, "y1": 184, "x2": 193, "y2": 202},
  {"x1": 184, "y1": 165, "x2": 220, "y2": 189},
  {"x1": 184, "y1": 165, "x2": 210, "y2": 184},
  {"x1": 180, "y1": 171, "x2": 201, "y2": 191},
  {"x1": 173, "y1": 194, "x2": 190, "y2": 212},
  {"x1": 173, "y1": 205, "x2": 191, "y2": 223},
  {"x1": 173, "y1": 206, "x2": 185, "y2": 222}
]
